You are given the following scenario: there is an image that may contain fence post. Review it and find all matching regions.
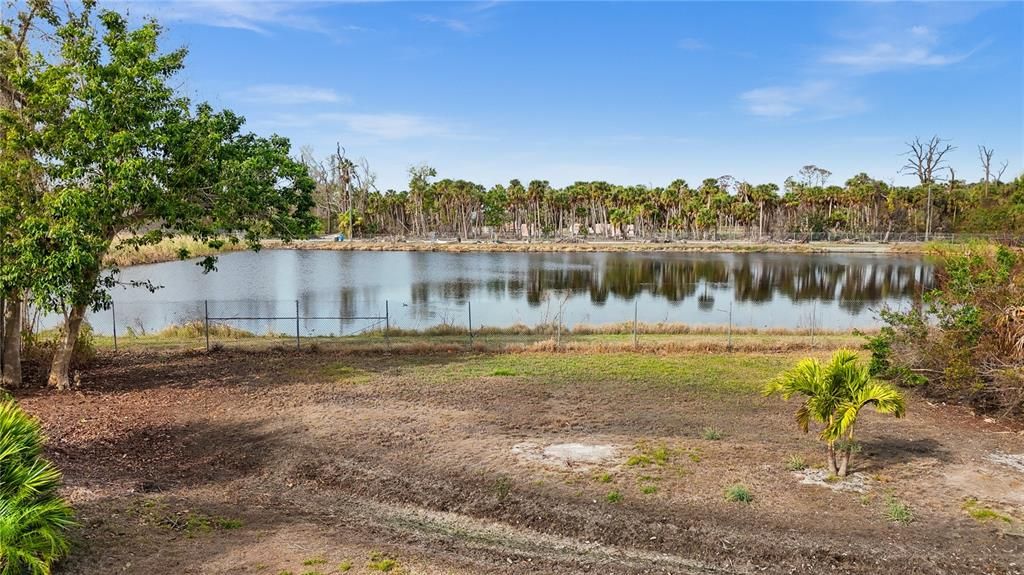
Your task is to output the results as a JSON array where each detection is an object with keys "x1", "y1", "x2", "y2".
[
  {"x1": 556, "y1": 310, "x2": 562, "y2": 348},
  {"x1": 384, "y1": 300, "x2": 391, "y2": 351},
  {"x1": 727, "y1": 301, "x2": 733, "y2": 351},
  {"x1": 204, "y1": 300, "x2": 210, "y2": 352},
  {"x1": 111, "y1": 300, "x2": 118, "y2": 353},
  {"x1": 467, "y1": 301, "x2": 473, "y2": 346},
  {"x1": 810, "y1": 301, "x2": 816, "y2": 347},
  {"x1": 633, "y1": 298, "x2": 638, "y2": 348},
  {"x1": 295, "y1": 300, "x2": 301, "y2": 350}
]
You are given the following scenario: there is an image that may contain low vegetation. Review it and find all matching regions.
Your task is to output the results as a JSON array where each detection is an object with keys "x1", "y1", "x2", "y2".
[
  {"x1": 884, "y1": 496, "x2": 914, "y2": 524},
  {"x1": 0, "y1": 399, "x2": 75, "y2": 574},
  {"x1": 725, "y1": 484, "x2": 753, "y2": 504},
  {"x1": 103, "y1": 236, "x2": 248, "y2": 267},
  {"x1": 868, "y1": 242, "x2": 1024, "y2": 416}
]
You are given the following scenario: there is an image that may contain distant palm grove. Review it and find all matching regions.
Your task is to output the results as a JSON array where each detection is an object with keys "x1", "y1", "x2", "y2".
[{"x1": 306, "y1": 141, "x2": 1022, "y2": 241}]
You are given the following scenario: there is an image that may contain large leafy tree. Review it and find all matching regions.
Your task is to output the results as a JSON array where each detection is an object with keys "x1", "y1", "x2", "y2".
[
  {"x1": 764, "y1": 350, "x2": 906, "y2": 477},
  {"x1": 15, "y1": 4, "x2": 314, "y2": 389},
  {"x1": 0, "y1": 0, "x2": 66, "y2": 388}
]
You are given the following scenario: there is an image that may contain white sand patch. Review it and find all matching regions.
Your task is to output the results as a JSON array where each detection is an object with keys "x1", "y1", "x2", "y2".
[
  {"x1": 512, "y1": 442, "x2": 619, "y2": 469},
  {"x1": 988, "y1": 452, "x2": 1024, "y2": 474},
  {"x1": 794, "y1": 469, "x2": 873, "y2": 493}
]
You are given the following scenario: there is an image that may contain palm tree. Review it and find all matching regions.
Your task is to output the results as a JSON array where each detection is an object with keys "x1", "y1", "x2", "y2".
[
  {"x1": 763, "y1": 350, "x2": 906, "y2": 477},
  {"x1": 0, "y1": 400, "x2": 75, "y2": 575}
]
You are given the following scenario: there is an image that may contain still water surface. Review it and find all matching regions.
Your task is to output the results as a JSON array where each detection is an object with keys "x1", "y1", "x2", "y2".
[{"x1": 82, "y1": 250, "x2": 933, "y2": 335}]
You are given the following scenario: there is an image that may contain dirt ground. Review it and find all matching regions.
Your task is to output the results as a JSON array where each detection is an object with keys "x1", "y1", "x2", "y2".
[{"x1": 13, "y1": 348, "x2": 1024, "y2": 575}]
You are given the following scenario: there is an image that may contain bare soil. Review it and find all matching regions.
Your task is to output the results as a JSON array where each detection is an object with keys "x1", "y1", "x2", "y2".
[{"x1": 14, "y1": 348, "x2": 1024, "y2": 575}]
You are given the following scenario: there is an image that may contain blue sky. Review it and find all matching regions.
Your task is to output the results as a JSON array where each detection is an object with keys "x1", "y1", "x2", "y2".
[{"x1": 120, "y1": 1, "x2": 1022, "y2": 191}]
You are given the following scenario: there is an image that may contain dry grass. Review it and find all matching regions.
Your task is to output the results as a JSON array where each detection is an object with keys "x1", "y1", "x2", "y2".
[
  {"x1": 104, "y1": 236, "x2": 248, "y2": 267},
  {"x1": 373, "y1": 322, "x2": 868, "y2": 337},
  {"x1": 155, "y1": 321, "x2": 256, "y2": 339}
]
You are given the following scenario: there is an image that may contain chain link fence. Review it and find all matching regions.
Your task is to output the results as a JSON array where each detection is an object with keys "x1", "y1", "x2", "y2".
[{"x1": 51, "y1": 293, "x2": 908, "y2": 354}]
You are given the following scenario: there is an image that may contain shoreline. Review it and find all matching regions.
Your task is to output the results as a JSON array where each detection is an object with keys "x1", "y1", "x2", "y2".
[
  {"x1": 107, "y1": 236, "x2": 936, "y2": 268},
  {"x1": 267, "y1": 237, "x2": 929, "y2": 255}
]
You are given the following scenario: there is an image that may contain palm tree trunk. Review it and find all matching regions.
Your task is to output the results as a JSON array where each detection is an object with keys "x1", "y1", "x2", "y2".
[
  {"x1": 827, "y1": 442, "x2": 839, "y2": 475},
  {"x1": 837, "y1": 448, "x2": 851, "y2": 477}
]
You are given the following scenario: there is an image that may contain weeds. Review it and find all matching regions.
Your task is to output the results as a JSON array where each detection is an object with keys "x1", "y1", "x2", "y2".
[
  {"x1": 596, "y1": 472, "x2": 613, "y2": 483},
  {"x1": 701, "y1": 427, "x2": 723, "y2": 440},
  {"x1": 885, "y1": 496, "x2": 913, "y2": 524},
  {"x1": 493, "y1": 475, "x2": 513, "y2": 502},
  {"x1": 626, "y1": 442, "x2": 673, "y2": 467},
  {"x1": 785, "y1": 455, "x2": 807, "y2": 471},
  {"x1": 725, "y1": 484, "x2": 753, "y2": 504},
  {"x1": 338, "y1": 561, "x2": 353, "y2": 572},
  {"x1": 605, "y1": 490, "x2": 623, "y2": 503},
  {"x1": 490, "y1": 368, "x2": 517, "y2": 376},
  {"x1": 302, "y1": 556, "x2": 326, "y2": 566},
  {"x1": 368, "y1": 551, "x2": 400, "y2": 572},
  {"x1": 640, "y1": 485, "x2": 658, "y2": 495},
  {"x1": 962, "y1": 499, "x2": 1013, "y2": 524}
]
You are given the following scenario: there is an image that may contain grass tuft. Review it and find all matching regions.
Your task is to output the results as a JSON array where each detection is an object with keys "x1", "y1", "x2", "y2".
[
  {"x1": 605, "y1": 490, "x2": 623, "y2": 503},
  {"x1": 701, "y1": 427, "x2": 723, "y2": 440},
  {"x1": 367, "y1": 551, "x2": 400, "y2": 572},
  {"x1": 785, "y1": 455, "x2": 807, "y2": 471},
  {"x1": 885, "y1": 496, "x2": 913, "y2": 524},
  {"x1": 725, "y1": 484, "x2": 753, "y2": 504}
]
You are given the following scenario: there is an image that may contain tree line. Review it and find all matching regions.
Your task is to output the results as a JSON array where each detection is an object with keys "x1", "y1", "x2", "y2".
[
  {"x1": 306, "y1": 140, "x2": 1022, "y2": 241},
  {"x1": 1, "y1": 1, "x2": 315, "y2": 390}
]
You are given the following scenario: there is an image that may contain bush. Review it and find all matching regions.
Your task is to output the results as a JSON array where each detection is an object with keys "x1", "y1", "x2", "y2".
[
  {"x1": 23, "y1": 322, "x2": 98, "y2": 368},
  {"x1": 0, "y1": 399, "x2": 75, "y2": 573},
  {"x1": 867, "y1": 243, "x2": 1024, "y2": 415}
]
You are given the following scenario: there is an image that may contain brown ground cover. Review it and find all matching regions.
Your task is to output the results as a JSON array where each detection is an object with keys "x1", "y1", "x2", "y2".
[{"x1": 13, "y1": 347, "x2": 1024, "y2": 574}]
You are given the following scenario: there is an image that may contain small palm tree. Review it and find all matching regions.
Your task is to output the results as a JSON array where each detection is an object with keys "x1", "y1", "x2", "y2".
[
  {"x1": 0, "y1": 400, "x2": 75, "y2": 575},
  {"x1": 764, "y1": 350, "x2": 906, "y2": 477}
]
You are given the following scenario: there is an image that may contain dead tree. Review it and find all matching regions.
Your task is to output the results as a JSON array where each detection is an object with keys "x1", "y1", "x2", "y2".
[
  {"x1": 978, "y1": 145, "x2": 994, "y2": 195},
  {"x1": 902, "y1": 137, "x2": 956, "y2": 241},
  {"x1": 902, "y1": 136, "x2": 956, "y2": 185}
]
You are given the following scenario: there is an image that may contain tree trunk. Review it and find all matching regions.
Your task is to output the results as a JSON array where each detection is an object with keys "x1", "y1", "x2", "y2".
[
  {"x1": 1, "y1": 295, "x2": 23, "y2": 389},
  {"x1": 837, "y1": 448, "x2": 851, "y2": 477},
  {"x1": 826, "y1": 442, "x2": 839, "y2": 476},
  {"x1": 48, "y1": 303, "x2": 86, "y2": 391}
]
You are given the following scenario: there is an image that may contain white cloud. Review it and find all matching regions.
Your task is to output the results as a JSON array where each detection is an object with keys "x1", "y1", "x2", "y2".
[
  {"x1": 332, "y1": 113, "x2": 456, "y2": 140},
  {"x1": 257, "y1": 112, "x2": 464, "y2": 141},
  {"x1": 118, "y1": 1, "x2": 337, "y2": 35},
  {"x1": 230, "y1": 84, "x2": 349, "y2": 105},
  {"x1": 822, "y1": 25, "x2": 973, "y2": 72},
  {"x1": 740, "y1": 80, "x2": 865, "y2": 119},
  {"x1": 677, "y1": 38, "x2": 708, "y2": 51},
  {"x1": 417, "y1": 14, "x2": 471, "y2": 33}
]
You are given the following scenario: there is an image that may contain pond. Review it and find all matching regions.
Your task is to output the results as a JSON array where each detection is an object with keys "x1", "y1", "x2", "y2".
[{"x1": 75, "y1": 249, "x2": 933, "y2": 336}]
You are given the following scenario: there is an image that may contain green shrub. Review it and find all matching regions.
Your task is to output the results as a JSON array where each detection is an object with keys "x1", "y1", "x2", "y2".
[
  {"x1": 0, "y1": 399, "x2": 75, "y2": 574},
  {"x1": 724, "y1": 484, "x2": 753, "y2": 504}
]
